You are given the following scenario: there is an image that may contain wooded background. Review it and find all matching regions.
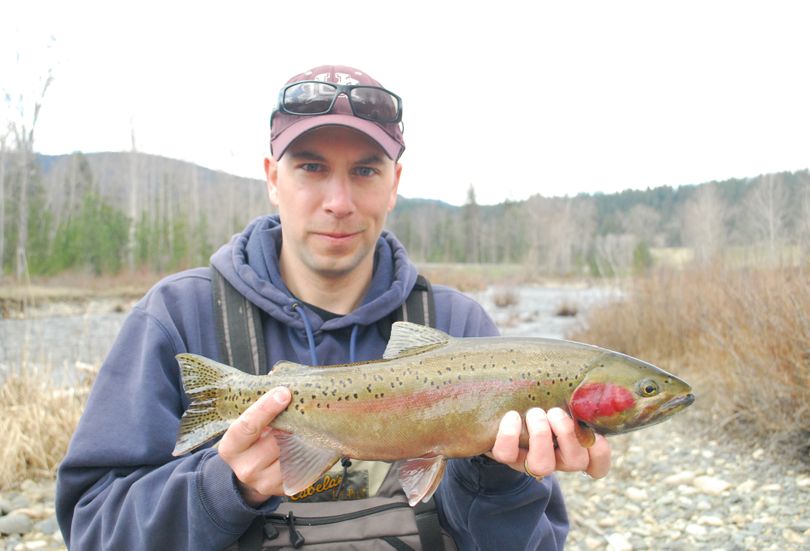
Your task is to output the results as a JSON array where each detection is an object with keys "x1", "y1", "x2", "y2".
[{"x1": 1, "y1": 150, "x2": 808, "y2": 279}]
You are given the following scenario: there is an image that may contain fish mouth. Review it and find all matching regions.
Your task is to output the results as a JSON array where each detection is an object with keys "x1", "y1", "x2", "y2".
[{"x1": 660, "y1": 393, "x2": 695, "y2": 413}]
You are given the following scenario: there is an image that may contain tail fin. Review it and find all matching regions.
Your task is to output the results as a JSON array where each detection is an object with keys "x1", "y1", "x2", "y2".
[{"x1": 173, "y1": 353, "x2": 239, "y2": 456}]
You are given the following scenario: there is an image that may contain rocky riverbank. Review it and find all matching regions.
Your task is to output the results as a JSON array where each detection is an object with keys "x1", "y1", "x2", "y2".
[
  {"x1": 558, "y1": 407, "x2": 810, "y2": 551},
  {"x1": 2, "y1": 406, "x2": 807, "y2": 550}
]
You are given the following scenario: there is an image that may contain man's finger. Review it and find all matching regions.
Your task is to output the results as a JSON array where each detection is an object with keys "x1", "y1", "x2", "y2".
[
  {"x1": 490, "y1": 410, "x2": 522, "y2": 464},
  {"x1": 524, "y1": 408, "x2": 555, "y2": 477},
  {"x1": 547, "y1": 407, "x2": 589, "y2": 472},
  {"x1": 585, "y1": 434, "x2": 612, "y2": 479},
  {"x1": 221, "y1": 387, "x2": 291, "y2": 455}
]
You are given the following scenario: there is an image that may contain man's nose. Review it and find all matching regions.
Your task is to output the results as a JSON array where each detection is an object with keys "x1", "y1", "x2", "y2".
[{"x1": 322, "y1": 175, "x2": 355, "y2": 218}]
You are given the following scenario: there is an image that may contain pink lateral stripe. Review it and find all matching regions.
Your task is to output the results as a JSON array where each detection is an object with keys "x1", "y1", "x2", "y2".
[{"x1": 324, "y1": 378, "x2": 537, "y2": 413}]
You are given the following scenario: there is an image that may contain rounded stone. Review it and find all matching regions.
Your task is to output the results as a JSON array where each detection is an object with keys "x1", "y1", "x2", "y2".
[{"x1": 0, "y1": 512, "x2": 34, "y2": 535}]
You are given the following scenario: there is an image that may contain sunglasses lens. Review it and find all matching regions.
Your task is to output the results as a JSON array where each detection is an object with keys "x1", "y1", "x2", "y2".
[
  {"x1": 349, "y1": 87, "x2": 400, "y2": 122},
  {"x1": 282, "y1": 82, "x2": 337, "y2": 114}
]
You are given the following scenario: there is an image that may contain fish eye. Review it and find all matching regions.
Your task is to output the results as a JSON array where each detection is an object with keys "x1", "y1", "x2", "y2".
[{"x1": 639, "y1": 379, "x2": 659, "y2": 397}]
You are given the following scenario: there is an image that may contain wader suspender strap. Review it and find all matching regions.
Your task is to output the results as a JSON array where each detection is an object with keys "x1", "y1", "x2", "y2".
[
  {"x1": 211, "y1": 266, "x2": 267, "y2": 375},
  {"x1": 395, "y1": 274, "x2": 435, "y2": 327},
  {"x1": 210, "y1": 266, "x2": 444, "y2": 551}
]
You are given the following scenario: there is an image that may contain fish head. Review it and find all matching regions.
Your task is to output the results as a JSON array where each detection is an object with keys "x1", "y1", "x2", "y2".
[{"x1": 569, "y1": 352, "x2": 694, "y2": 435}]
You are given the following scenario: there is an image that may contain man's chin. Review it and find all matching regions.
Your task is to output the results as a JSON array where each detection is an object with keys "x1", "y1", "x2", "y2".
[{"x1": 307, "y1": 252, "x2": 369, "y2": 280}]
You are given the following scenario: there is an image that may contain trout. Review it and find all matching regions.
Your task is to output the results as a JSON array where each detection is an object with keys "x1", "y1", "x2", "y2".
[{"x1": 174, "y1": 321, "x2": 694, "y2": 505}]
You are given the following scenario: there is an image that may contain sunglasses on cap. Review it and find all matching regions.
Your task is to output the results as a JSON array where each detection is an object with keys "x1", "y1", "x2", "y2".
[{"x1": 275, "y1": 80, "x2": 403, "y2": 124}]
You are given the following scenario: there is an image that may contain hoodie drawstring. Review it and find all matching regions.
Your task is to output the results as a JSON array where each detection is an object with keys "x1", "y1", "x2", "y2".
[
  {"x1": 349, "y1": 325, "x2": 360, "y2": 364},
  {"x1": 291, "y1": 303, "x2": 319, "y2": 366},
  {"x1": 291, "y1": 303, "x2": 361, "y2": 365}
]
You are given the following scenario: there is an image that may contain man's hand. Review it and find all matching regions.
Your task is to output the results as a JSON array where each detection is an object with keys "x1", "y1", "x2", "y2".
[
  {"x1": 488, "y1": 407, "x2": 611, "y2": 480},
  {"x1": 218, "y1": 387, "x2": 292, "y2": 506}
]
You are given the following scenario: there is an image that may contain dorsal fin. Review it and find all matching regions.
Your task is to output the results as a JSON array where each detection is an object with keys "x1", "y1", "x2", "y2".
[
  {"x1": 383, "y1": 321, "x2": 450, "y2": 359},
  {"x1": 270, "y1": 360, "x2": 308, "y2": 373}
]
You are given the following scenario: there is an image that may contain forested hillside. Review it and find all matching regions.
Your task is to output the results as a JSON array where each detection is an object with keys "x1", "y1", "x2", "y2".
[{"x1": 1, "y1": 151, "x2": 808, "y2": 278}]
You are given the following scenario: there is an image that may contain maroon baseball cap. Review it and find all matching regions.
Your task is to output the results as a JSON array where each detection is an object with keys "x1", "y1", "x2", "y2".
[{"x1": 270, "y1": 65, "x2": 405, "y2": 161}]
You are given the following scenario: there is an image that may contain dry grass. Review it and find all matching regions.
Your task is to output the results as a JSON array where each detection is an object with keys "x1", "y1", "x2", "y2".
[
  {"x1": 570, "y1": 264, "x2": 810, "y2": 462},
  {"x1": 0, "y1": 364, "x2": 95, "y2": 490}
]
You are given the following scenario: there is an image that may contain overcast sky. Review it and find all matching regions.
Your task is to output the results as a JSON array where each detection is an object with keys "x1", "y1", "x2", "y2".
[{"x1": 3, "y1": 1, "x2": 809, "y2": 205}]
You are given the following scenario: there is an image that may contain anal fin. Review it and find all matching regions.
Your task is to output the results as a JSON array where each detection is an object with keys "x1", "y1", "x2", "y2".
[
  {"x1": 273, "y1": 430, "x2": 342, "y2": 495},
  {"x1": 399, "y1": 455, "x2": 447, "y2": 506}
]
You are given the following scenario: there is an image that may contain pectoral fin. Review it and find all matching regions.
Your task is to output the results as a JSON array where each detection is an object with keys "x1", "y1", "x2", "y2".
[
  {"x1": 273, "y1": 430, "x2": 342, "y2": 495},
  {"x1": 574, "y1": 422, "x2": 596, "y2": 448},
  {"x1": 398, "y1": 455, "x2": 447, "y2": 506}
]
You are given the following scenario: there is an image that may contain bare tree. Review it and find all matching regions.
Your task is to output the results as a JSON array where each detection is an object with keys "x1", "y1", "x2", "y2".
[
  {"x1": 2, "y1": 36, "x2": 56, "y2": 279},
  {"x1": 524, "y1": 195, "x2": 595, "y2": 275},
  {"x1": 681, "y1": 184, "x2": 727, "y2": 264},
  {"x1": 742, "y1": 174, "x2": 789, "y2": 264},
  {"x1": 593, "y1": 233, "x2": 637, "y2": 277},
  {"x1": 127, "y1": 122, "x2": 139, "y2": 271},
  {"x1": 621, "y1": 204, "x2": 661, "y2": 245},
  {"x1": 798, "y1": 183, "x2": 810, "y2": 263},
  {"x1": 463, "y1": 185, "x2": 481, "y2": 263},
  {"x1": 0, "y1": 130, "x2": 8, "y2": 271}
]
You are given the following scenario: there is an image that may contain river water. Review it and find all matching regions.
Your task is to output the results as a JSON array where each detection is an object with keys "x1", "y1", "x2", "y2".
[{"x1": 0, "y1": 284, "x2": 620, "y2": 384}]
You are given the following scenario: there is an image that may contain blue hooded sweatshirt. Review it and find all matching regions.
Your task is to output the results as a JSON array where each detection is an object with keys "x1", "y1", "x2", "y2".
[{"x1": 56, "y1": 215, "x2": 568, "y2": 550}]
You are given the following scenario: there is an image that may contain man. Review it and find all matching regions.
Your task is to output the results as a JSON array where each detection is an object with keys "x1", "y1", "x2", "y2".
[{"x1": 56, "y1": 65, "x2": 611, "y2": 550}]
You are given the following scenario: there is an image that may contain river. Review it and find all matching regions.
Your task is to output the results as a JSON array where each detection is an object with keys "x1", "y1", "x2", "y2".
[{"x1": 0, "y1": 284, "x2": 620, "y2": 383}]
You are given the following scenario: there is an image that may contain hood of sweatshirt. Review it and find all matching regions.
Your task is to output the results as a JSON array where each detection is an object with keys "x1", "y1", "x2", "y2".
[{"x1": 210, "y1": 214, "x2": 419, "y2": 337}]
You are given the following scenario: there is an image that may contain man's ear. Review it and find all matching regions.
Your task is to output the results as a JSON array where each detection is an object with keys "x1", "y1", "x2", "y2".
[
  {"x1": 388, "y1": 162, "x2": 402, "y2": 212},
  {"x1": 265, "y1": 157, "x2": 279, "y2": 206}
]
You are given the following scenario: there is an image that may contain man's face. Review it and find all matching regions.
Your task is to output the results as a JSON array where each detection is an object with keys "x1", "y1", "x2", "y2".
[{"x1": 265, "y1": 126, "x2": 401, "y2": 281}]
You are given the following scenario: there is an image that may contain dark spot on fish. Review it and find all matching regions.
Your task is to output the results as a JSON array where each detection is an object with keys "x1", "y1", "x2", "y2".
[
  {"x1": 367, "y1": 385, "x2": 372, "y2": 393},
  {"x1": 348, "y1": 378, "x2": 353, "y2": 384},
  {"x1": 445, "y1": 367, "x2": 451, "y2": 372},
  {"x1": 294, "y1": 404, "x2": 299, "y2": 410},
  {"x1": 317, "y1": 403, "x2": 321, "y2": 408},
  {"x1": 338, "y1": 397, "x2": 342, "y2": 401},
  {"x1": 322, "y1": 391, "x2": 327, "y2": 396},
  {"x1": 326, "y1": 403, "x2": 330, "y2": 409},
  {"x1": 345, "y1": 395, "x2": 350, "y2": 401},
  {"x1": 353, "y1": 393, "x2": 358, "y2": 399},
  {"x1": 457, "y1": 375, "x2": 462, "y2": 381},
  {"x1": 299, "y1": 398, "x2": 304, "y2": 404},
  {"x1": 311, "y1": 395, "x2": 316, "y2": 400},
  {"x1": 546, "y1": 391, "x2": 551, "y2": 396},
  {"x1": 293, "y1": 390, "x2": 299, "y2": 395},
  {"x1": 374, "y1": 394, "x2": 379, "y2": 399},
  {"x1": 569, "y1": 383, "x2": 574, "y2": 387},
  {"x1": 391, "y1": 382, "x2": 395, "y2": 388},
  {"x1": 331, "y1": 389, "x2": 337, "y2": 396}
]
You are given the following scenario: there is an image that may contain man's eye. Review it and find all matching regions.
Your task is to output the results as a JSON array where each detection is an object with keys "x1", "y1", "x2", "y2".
[
  {"x1": 353, "y1": 167, "x2": 377, "y2": 177},
  {"x1": 301, "y1": 163, "x2": 325, "y2": 172}
]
